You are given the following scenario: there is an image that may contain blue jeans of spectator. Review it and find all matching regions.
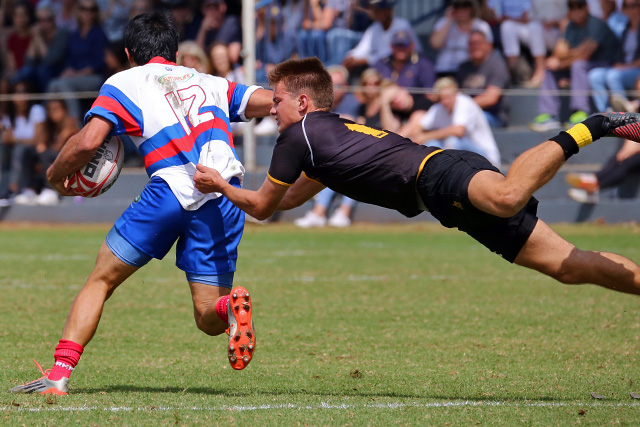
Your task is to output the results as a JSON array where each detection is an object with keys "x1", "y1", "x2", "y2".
[
  {"x1": 297, "y1": 29, "x2": 327, "y2": 63},
  {"x1": 484, "y1": 111, "x2": 504, "y2": 128},
  {"x1": 538, "y1": 59, "x2": 609, "y2": 118},
  {"x1": 588, "y1": 66, "x2": 640, "y2": 112},
  {"x1": 10, "y1": 143, "x2": 37, "y2": 192},
  {"x1": 315, "y1": 187, "x2": 355, "y2": 210},
  {"x1": 428, "y1": 136, "x2": 491, "y2": 160},
  {"x1": 326, "y1": 28, "x2": 362, "y2": 66}
]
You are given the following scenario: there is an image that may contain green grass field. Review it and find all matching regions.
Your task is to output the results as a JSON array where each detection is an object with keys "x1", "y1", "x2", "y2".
[{"x1": 1, "y1": 222, "x2": 640, "y2": 425}]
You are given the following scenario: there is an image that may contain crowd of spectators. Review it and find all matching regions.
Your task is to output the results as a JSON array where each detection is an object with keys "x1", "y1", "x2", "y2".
[{"x1": 0, "y1": 0, "x2": 639, "y2": 215}]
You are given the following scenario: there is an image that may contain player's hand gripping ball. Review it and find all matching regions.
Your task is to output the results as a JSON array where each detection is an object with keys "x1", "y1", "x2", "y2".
[{"x1": 67, "y1": 136, "x2": 124, "y2": 197}]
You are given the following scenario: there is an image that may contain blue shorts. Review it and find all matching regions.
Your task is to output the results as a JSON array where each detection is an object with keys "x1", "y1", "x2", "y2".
[{"x1": 105, "y1": 176, "x2": 244, "y2": 286}]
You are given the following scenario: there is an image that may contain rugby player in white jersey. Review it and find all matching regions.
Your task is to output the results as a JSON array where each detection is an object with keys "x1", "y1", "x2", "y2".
[{"x1": 9, "y1": 11, "x2": 272, "y2": 395}]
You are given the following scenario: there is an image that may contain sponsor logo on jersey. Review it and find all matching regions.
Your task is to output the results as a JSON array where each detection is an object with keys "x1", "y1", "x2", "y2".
[{"x1": 157, "y1": 73, "x2": 195, "y2": 84}]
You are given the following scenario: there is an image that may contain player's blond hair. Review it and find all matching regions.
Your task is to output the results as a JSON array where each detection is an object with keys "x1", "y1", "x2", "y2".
[{"x1": 267, "y1": 57, "x2": 334, "y2": 110}]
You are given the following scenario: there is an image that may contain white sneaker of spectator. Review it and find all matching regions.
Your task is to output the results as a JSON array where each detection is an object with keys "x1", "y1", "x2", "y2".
[
  {"x1": 293, "y1": 211, "x2": 326, "y2": 228},
  {"x1": 37, "y1": 188, "x2": 60, "y2": 206},
  {"x1": 328, "y1": 210, "x2": 351, "y2": 227},
  {"x1": 254, "y1": 117, "x2": 279, "y2": 136},
  {"x1": 568, "y1": 188, "x2": 599, "y2": 204},
  {"x1": 13, "y1": 189, "x2": 38, "y2": 205}
]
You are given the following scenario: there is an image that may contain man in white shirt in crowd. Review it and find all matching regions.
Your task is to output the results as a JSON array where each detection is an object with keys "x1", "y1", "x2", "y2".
[
  {"x1": 398, "y1": 76, "x2": 501, "y2": 168},
  {"x1": 342, "y1": 0, "x2": 421, "y2": 75}
]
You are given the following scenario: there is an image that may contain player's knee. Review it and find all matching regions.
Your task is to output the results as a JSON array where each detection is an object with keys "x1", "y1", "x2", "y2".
[
  {"x1": 194, "y1": 317, "x2": 223, "y2": 336},
  {"x1": 543, "y1": 253, "x2": 588, "y2": 285},
  {"x1": 493, "y1": 191, "x2": 526, "y2": 218}
]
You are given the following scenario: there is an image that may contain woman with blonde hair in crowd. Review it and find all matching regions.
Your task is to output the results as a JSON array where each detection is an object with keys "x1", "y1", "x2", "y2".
[
  {"x1": 177, "y1": 40, "x2": 211, "y2": 74},
  {"x1": 354, "y1": 68, "x2": 384, "y2": 128}
]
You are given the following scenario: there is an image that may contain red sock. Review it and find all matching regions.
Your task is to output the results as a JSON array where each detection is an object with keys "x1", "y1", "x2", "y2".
[
  {"x1": 48, "y1": 339, "x2": 84, "y2": 381},
  {"x1": 216, "y1": 295, "x2": 229, "y2": 324}
]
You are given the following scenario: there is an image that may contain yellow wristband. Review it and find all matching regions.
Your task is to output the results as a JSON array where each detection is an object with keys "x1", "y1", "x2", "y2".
[{"x1": 566, "y1": 123, "x2": 593, "y2": 149}]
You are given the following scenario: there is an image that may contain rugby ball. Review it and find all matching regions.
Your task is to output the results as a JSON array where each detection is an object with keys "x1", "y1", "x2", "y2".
[{"x1": 68, "y1": 136, "x2": 124, "y2": 197}]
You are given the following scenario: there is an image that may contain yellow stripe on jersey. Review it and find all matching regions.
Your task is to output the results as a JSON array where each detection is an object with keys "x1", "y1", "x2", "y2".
[
  {"x1": 416, "y1": 149, "x2": 444, "y2": 178},
  {"x1": 566, "y1": 123, "x2": 593, "y2": 148},
  {"x1": 267, "y1": 173, "x2": 294, "y2": 187},
  {"x1": 345, "y1": 123, "x2": 388, "y2": 138},
  {"x1": 302, "y1": 171, "x2": 323, "y2": 185}
]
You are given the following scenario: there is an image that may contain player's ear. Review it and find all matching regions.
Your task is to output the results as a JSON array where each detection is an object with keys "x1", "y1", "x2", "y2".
[
  {"x1": 298, "y1": 94, "x2": 309, "y2": 112},
  {"x1": 125, "y1": 48, "x2": 136, "y2": 66}
]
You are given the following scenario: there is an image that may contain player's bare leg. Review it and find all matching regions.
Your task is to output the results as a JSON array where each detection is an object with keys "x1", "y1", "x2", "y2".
[
  {"x1": 189, "y1": 282, "x2": 256, "y2": 370},
  {"x1": 189, "y1": 282, "x2": 231, "y2": 336},
  {"x1": 62, "y1": 242, "x2": 139, "y2": 345},
  {"x1": 9, "y1": 242, "x2": 138, "y2": 394},
  {"x1": 468, "y1": 141, "x2": 566, "y2": 218},
  {"x1": 469, "y1": 112, "x2": 640, "y2": 218},
  {"x1": 514, "y1": 220, "x2": 640, "y2": 295}
]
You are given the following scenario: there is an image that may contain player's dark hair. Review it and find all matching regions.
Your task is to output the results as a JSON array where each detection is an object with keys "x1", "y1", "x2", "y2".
[
  {"x1": 124, "y1": 11, "x2": 179, "y2": 65},
  {"x1": 267, "y1": 57, "x2": 334, "y2": 110}
]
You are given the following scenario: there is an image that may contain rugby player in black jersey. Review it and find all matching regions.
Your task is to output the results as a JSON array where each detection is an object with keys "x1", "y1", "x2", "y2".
[{"x1": 195, "y1": 57, "x2": 640, "y2": 297}]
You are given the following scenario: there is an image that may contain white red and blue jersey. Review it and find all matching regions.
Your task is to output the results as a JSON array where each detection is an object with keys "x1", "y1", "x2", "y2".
[{"x1": 86, "y1": 57, "x2": 260, "y2": 210}]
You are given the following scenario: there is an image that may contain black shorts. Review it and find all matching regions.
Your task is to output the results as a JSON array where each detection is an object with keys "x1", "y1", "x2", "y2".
[{"x1": 416, "y1": 150, "x2": 539, "y2": 263}]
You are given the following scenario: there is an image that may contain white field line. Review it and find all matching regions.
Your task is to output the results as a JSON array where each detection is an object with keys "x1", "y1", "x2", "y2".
[{"x1": 2, "y1": 400, "x2": 640, "y2": 413}]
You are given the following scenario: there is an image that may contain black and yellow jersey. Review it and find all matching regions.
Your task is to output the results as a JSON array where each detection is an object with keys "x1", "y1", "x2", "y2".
[{"x1": 267, "y1": 111, "x2": 440, "y2": 217}]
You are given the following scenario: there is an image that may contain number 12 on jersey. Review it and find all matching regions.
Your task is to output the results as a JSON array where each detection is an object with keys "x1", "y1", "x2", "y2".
[{"x1": 165, "y1": 85, "x2": 215, "y2": 136}]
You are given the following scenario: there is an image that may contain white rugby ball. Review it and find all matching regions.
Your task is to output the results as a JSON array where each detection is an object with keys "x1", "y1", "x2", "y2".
[{"x1": 68, "y1": 136, "x2": 124, "y2": 198}]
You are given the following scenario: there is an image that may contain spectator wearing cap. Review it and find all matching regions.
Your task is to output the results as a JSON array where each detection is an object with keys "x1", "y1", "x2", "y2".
[
  {"x1": 374, "y1": 30, "x2": 436, "y2": 131},
  {"x1": 194, "y1": 0, "x2": 242, "y2": 66},
  {"x1": 374, "y1": 30, "x2": 436, "y2": 89},
  {"x1": 430, "y1": 0, "x2": 493, "y2": 77},
  {"x1": 486, "y1": 0, "x2": 548, "y2": 87},
  {"x1": 12, "y1": 3, "x2": 69, "y2": 93},
  {"x1": 457, "y1": 28, "x2": 510, "y2": 127},
  {"x1": 342, "y1": 0, "x2": 422, "y2": 76},
  {"x1": 529, "y1": 0, "x2": 619, "y2": 132},
  {"x1": 321, "y1": 0, "x2": 371, "y2": 66}
]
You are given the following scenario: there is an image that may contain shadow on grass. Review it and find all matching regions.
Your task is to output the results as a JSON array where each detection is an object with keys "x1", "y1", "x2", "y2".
[{"x1": 72, "y1": 385, "x2": 564, "y2": 403}]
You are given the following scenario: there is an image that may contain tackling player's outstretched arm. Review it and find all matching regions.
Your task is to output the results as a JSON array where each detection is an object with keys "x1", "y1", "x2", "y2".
[
  {"x1": 194, "y1": 164, "x2": 325, "y2": 220},
  {"x1": 46, "y1": 116, "x2": 113, "y2": 196},
  {"x1": 195, "y1": 163, "x2": 289, "y2": 220},
  {"x1": 245, "y1": 88, "x2": 274, "y2": 119},
  {"x1": 276, "y1": 174, "x2": 325, "y2": 210}
]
